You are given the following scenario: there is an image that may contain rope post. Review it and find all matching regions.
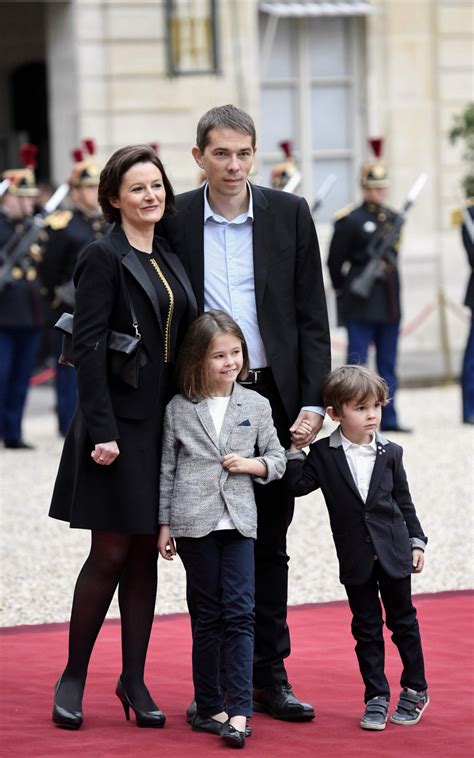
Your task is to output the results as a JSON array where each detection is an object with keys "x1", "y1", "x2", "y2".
[{"x1": 437, "y1": 286, "x2": 453, "y2": 383}]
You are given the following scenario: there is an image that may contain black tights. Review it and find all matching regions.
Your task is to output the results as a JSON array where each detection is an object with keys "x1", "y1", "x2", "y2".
[{"x1": 57, "y1": 531, "x2": 158, "y2": 712}]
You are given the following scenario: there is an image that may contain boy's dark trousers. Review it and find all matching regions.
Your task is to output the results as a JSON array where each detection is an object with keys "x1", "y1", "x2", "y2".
[
  {"x1": 177, "y1": 530, "x2": 255, "y2": 718},
  {"x1": 344, "y1": 560, "x2": 427, "y2": 702}
]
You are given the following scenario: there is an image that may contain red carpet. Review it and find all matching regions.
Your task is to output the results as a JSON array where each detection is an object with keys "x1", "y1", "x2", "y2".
[{"x1": 1, "y1": 592, "x2": 472, "y2": 757}]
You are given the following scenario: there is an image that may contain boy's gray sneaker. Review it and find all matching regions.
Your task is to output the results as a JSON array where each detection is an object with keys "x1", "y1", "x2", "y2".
[
  {"x1": 390, "y1": 688, "x2": 429, "y2": 725},
  {"x1": 360, "y1": 696, "x2": 389, "y2": 730}
]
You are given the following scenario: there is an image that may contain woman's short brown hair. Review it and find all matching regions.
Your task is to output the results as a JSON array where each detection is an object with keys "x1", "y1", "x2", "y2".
[
  {"x1": 321, "y1": 364, "x2": 389, "y2": 415},
  {"x1": 177, "y1": 310, "x2": 250, "y2": 401},
  {"x1": 98, "y1": 145, "x2": 175, "y2": 224}
]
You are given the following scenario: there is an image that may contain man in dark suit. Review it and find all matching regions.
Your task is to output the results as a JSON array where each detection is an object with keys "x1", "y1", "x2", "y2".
[
  {"x1": 162, "y1": 104, "x2": 331, "y2": 721},
  {"x1": 327, "y1": 162, "x2": 410, "y2": 432},
  {"x1": 460, "y1": 201, "x2": 474, "y2": 424}
]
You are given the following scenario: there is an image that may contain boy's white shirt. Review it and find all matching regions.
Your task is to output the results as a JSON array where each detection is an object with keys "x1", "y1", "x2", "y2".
[{"x1": 339, "y1": 429, "x2": 377, "y2": 503}]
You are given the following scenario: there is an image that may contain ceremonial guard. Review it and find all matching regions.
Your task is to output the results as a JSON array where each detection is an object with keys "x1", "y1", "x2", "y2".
[
  {"x1": 327, "y1": 140, "x2": 410, "y2": 432},
  {"x1": 270, "y1": 141, "x2": 302, "y2": 193},
  {"x1": 42, "y1": 140, "x2": 109, "y2": 436},
  {"x1": 0, "y1": 145, "x2": 45, "y2": 448},
  {"x1": 458, "y1": 199, "x2": 474, "y2": 424}
]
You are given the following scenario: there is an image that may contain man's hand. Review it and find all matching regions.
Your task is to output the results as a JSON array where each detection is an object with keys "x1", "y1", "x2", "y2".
[
  {"x1": 412, "y1": 548, "x2": 425, "y2": 573},
  {"x1": 289, "y1": 410, "x2": 323, "y2": 448}
]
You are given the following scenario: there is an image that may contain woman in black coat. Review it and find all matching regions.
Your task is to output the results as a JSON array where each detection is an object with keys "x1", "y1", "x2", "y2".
[{"x1": 49, "y1": 145, "x2": 197, "y2": 729}]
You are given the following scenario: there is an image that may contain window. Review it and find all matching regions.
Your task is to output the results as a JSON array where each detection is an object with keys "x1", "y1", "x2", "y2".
[
  {"x1": 259, "y1": 13, "x2": 365, "y2": 222},
  {"x1": 167, "y1": 0, "x2": 219, "y2": 75}
]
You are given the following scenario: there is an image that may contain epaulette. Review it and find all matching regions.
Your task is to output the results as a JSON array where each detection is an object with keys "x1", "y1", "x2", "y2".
[
  {"x1": 451, "y1": 197, "x2": 474, "y2": 227},
  {"x1": 334, "y1": 203, "x2": 354, "y2": 221},
  {"x1": 43, "y1": 210, "x2": 73, "y2": 230},
  {"x1": 451, "y1": 208, "x2": 463, "y2": 227}
]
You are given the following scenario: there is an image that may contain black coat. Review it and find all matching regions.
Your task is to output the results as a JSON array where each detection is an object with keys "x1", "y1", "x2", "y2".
[
  {"x1": 462, "y1": 205, "x2": 474, "y2": 311},
  {"x1": 161, "y1": 184, "x2": 331, "y2": 420},
  {"x1": 327, "y1": 201, "x2": 401, "y2": 324},
  {"x1": 49, "y1": 224, "x2": 198, "y2": 533},
  {"x1": 285, "y1": 428, "x2": 427, "y2": 585},
  {"x1": 0, "y1": 211, "x2": 44, "y2": 328}
]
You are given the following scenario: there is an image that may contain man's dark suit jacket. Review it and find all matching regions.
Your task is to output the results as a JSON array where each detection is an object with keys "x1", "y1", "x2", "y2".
[
  {"x1": 162, "y1": 184, "x2": 331, "y2": 422},
  {"x1": 285, "y1": 427, "x2": 427, "y2": 585}
]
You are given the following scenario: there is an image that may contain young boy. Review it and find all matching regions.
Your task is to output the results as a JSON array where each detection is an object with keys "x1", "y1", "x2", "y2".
[{"x1": 285, "y1": 365, "x2": 429, "y2": 730}]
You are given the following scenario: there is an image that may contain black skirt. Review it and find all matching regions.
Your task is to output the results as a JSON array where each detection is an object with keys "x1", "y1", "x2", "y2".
[{"x1": 49, "y1": 369, "x2": 173, "y2": 534}]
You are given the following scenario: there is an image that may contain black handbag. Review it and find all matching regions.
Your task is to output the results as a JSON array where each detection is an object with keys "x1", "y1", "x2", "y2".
[{"x1": 54, "y1": 283, "x2": 145, "y2": 389}]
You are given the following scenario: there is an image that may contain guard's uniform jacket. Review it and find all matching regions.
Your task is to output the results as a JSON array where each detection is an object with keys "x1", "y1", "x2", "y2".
[
  {"x1": 0, "y1": 211, "x2": 45, "y2": 329},
  {"x1": 41, "y1": 209, "x2": 110, "y2": 322},
  {"x1": 327, "y1": 201, "x2": 401, "y2": 324}
]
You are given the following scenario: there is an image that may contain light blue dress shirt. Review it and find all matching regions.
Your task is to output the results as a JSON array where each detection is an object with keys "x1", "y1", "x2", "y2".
[
  {"x1": 203, "y1": 185, "x2": 268, "y2": 369},
  {"x1": 203, "y1": 184, "x2": 324, "y2": 417}
]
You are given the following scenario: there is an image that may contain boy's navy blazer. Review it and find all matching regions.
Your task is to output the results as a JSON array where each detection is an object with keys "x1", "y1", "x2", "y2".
[{"x1": 285, "y1": 428, "x2": 427, "y2": 585}]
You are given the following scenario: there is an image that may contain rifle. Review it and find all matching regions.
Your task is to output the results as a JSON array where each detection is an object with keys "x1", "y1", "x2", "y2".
[
  {"x1": 0, "y1": 182, "x2": 69, "y2": 294},
  {"x1": 281, "y1": 169, "x2": 302, "y2": 194},
  {"x1": 311, "y1": 174, "x2": 336, "y2": 215},
  {"x1": 0, "y1": 179, "x2": 10, "y2": 198},
  {"x1": 349, "y1": 174, "x2": 427, "y2": 300},
  {"x1": 457, "y1": 192, "x2": 474, "y2": 245}
]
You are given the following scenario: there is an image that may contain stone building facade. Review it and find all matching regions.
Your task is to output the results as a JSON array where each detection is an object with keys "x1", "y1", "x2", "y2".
[{"x1": 1, "y1": 0, "x2": 472, "y2": 376}]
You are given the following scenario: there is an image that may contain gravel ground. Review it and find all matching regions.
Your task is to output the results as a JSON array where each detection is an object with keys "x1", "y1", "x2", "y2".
[{"x1": 0, "y1": 383, "x2": 472, "y2": 627}]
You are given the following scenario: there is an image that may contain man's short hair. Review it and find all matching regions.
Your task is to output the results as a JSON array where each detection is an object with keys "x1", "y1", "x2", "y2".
[
  {"x1": 321, "y1": 365, "x2": 389, "y2": 415},
  {"x1": 196, "y1": 105, "x2": 256, "y2": 152}
]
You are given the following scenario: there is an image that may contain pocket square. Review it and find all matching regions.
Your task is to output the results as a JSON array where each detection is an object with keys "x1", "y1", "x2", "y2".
[{"x1": 238, "y1": 419, "x2": 251, "y2": 427}]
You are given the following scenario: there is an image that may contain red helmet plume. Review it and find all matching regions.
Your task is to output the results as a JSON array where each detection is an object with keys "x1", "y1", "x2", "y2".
[
  {"x1": 19, "y1": 143, "x2": 38, "y2": 168},
  {"x1": 279, "y1": 141, "x2": 292, "y2": 159},
  {"x1": 368, "y1": 137, "x2": 383, "y2": 159},
  {"x1": 82, "y1": 139, "x2": 95, "y2": 156}
]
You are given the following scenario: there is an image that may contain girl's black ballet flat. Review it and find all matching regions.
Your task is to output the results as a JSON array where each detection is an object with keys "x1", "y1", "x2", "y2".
[{"x1": 221, "y1": 721, "x2": 246, "y2": 748}]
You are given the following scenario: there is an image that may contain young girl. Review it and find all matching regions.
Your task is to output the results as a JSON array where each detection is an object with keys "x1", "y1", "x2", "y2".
[{"x1": 158, "y1": 310, "x2": 286, "y2": 748}]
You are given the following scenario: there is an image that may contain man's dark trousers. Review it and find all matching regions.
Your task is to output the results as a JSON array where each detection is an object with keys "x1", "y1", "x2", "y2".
[
  {"x1": 346, "y1": 320, "x2": 400, "y2": 429},
  {"x1": 241, "y1": 371, "x2": 294, "y2": 688},
  {"x1": 0, "y1": 327, "x2": 40, "y2": 441}
]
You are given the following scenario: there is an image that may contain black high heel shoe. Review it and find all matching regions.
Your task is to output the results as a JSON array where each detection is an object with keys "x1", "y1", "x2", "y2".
[
  {"x1": 115, "y1": 677, "x2": 166, "y2": 728},
  {"x1": 221, "y1": 721, "x2": 246, "y2": 748},
  {"x1": 52, "y1": 676, "x2": 83, "y2": 730}
]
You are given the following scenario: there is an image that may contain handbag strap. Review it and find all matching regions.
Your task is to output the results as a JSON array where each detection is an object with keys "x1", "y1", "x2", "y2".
[{"x1": 122, "y1": 268, "x2": 141, "y2": 340}]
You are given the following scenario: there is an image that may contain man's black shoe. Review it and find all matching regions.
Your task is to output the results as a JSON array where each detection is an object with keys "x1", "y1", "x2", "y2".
[
  {"x1": 4, "y1": 439, "x2": 35, "y2": 449},
  {"x1": 186, "y1": 699, "x2": 197, "y2": 724},
  {"x1": 253, "y1": 683, "x2": 315, "y2": 721}
]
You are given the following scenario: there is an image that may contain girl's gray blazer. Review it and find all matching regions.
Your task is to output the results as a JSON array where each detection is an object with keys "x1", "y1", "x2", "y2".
[{"x1": 159, "y1": 382, "x2": 286, "y2": 539}]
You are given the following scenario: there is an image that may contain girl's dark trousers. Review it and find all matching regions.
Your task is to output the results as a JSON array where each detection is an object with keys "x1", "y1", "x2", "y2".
[{"x1": 177, "y1": 530, "x2": 255, "y2": 718}]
